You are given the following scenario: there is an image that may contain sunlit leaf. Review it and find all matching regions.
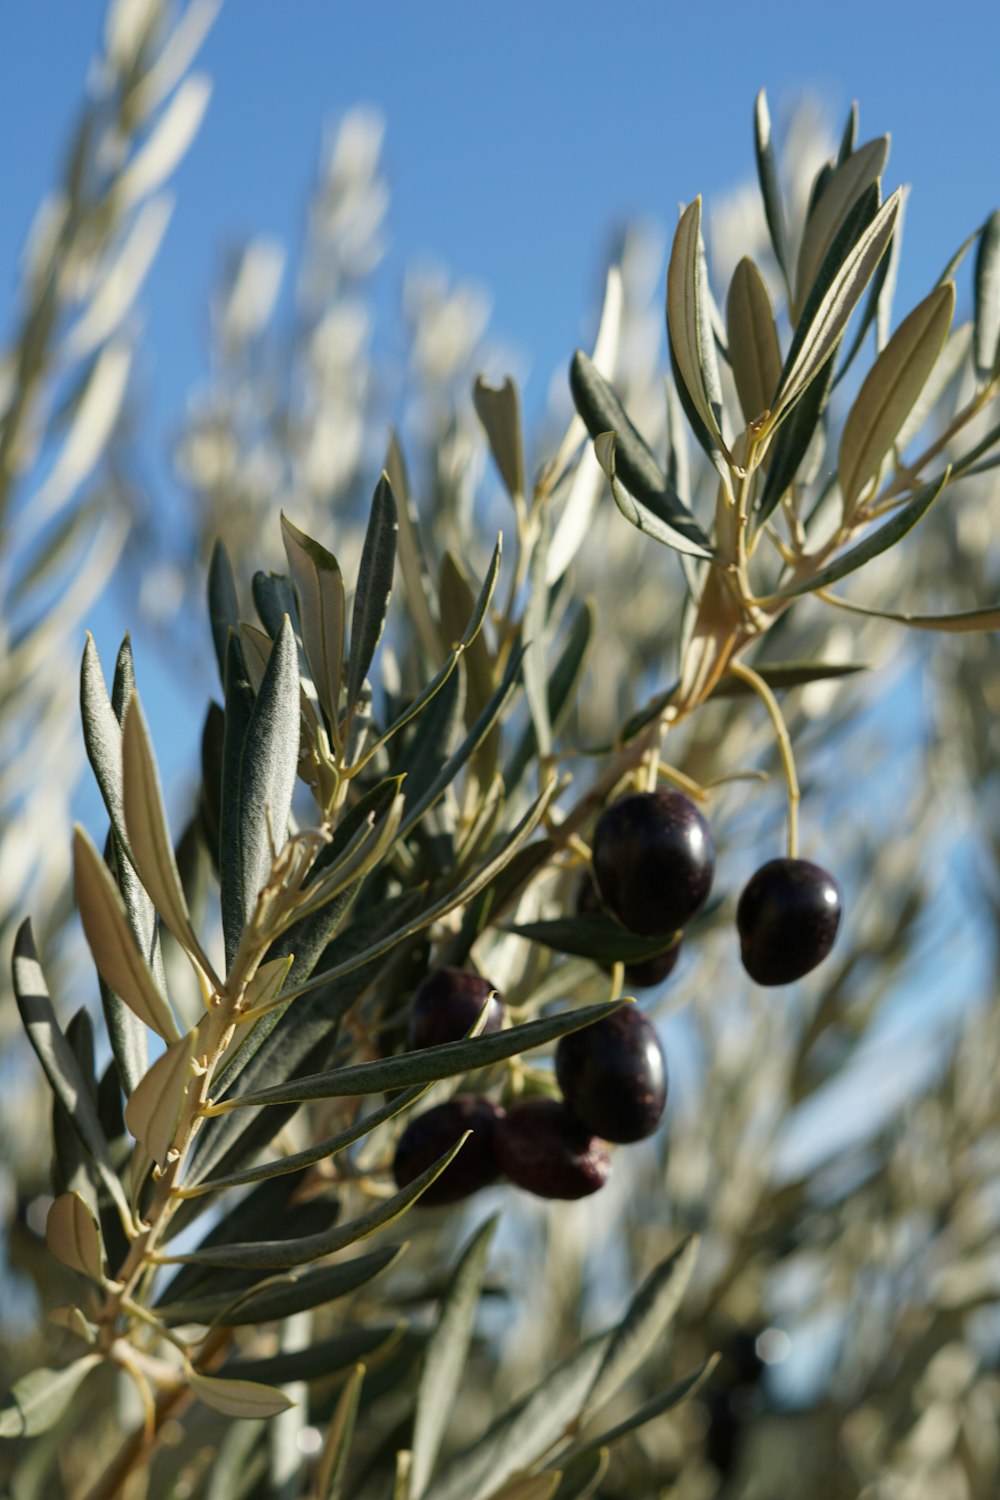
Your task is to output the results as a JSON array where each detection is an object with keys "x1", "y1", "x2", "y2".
[
  {"x1": 474, "y1": 376, "x2": 525, "y2": 501},
  {"x1": 281, "y1": 513, "x2": 345, "y2": 729},
  {"x1": 726, "y1": 257, "x2": 782, "y2": 427},
  {"x1": 0, "y1": 1356, "x2": 102, "y2": 1439},
  {"x1": 125, "y1": 1032, "x2": 196, "y2": 1168},
  {"x1": 315, "y1": 1363, "x2": 365, "y2": 1500},
  {"x1": 754, "y1": 90, "x2": 790, "y2": 286},
  {"x1": 45, "y1": 1192, "x2": 106, "y2": 1282},
  {"x1": 667, "y1": 198, "x2": 726, "y2": 454},
  {"x1": 795, "y1": 137, "x2": 889, "y2": 310},
  {"x1": 593, "y1": 432, "x2": 714, "y2": 560},
  {"x1": 573, "y1": 1356, "x2": 718, "y2": 1457},
  {"x1": 188, "y1": 1367, "x2": 293, "y2": 1419}
]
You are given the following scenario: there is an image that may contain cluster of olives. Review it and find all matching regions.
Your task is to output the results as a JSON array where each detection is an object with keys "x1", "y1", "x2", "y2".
[
  {"x1": 392, "y1": 789, "x2": 841, "y2": 1208},
  {"x1": 393, "y1": 968, "x2": 668, "y2": 1205},
  {"x1": 591, "y1": 789, "x2": 842, "y2": 987}
]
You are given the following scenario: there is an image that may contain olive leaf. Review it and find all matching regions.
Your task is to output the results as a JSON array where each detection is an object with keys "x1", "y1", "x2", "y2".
[
  {"x1": 795, "y1": 136, "x2": 889, "y2": 309},
  {"x1": 224, "y1": 1327, "x2": 399, "y2": 1386},
  {"x1": 726, "y1": 256, "x2": 782, "y2": 427},
  {"x1": 124, "y1": 1031, "x2": 196, "y2": 1168},
  {"x1": 839, "y1": 281, "x2": 955, "y2": 515},
  {"x1": 122, "y1": 690, "x2": 216, "y2": 979},
  {"x1": 73, "y1": 826, "x2": 180, "y2": 1043},
  {"x1": 0, "y1": 1356, "x2": 102, "y2": 1439},
  {"x1": 973, "y1": 208, "x2": 1000, "y2": 378},
  {"x1": 817, "y1": 593, "x2": 1000, "y2": 633},
  {"x1": 45, "y1": 1192, "x2": 106, "y2": 1282},
  {"x1": 753, "y1": 90, "x2": 790, "y2": 286},
  {"x1": 347, "y1": 472, "x2": 398, "y2": 714},
  {"x1": 548, "y1": 1450, "x2": 608, "y2": 1500},
  {"x1": 208, "y1": 539, "x2": 240, "y2": 687},
  {"x1": 593, "y1": 432, "x2": 714, "y2": 561},
  {"x1": 314, "y1": 1362, "x2": 365, "y2": 1500},
  {"x1": 569, "y1": 1355, "x2": 718, "y2": 1460},
  {"x1": 215, "y1": 999, "x2": 622, "y2": 1110},
  {"x1": 188, "y1": 1367, "x2": 294, "y2": 1420},
  {"x1": 280, "y1": 512, "x2": 345, "y2": 731},
  {"x1": 769, "y1": 188, "x2": 901, "y2": 430},
  {"x1": 505, "y1": 914, "x2": 680, "y2": 966},
  {"x1": 474, "y1": 375, "x2": 525, "y2": 502},
  {"x1": 667, "y1": 198, "x2": 727, "y2": 456},
  {"x1": 775, "y1": 469, "x2": 950, "y2": 601},
  {"x1": 410, "y1": 1215, "x2": 498, "y2": 1498}
]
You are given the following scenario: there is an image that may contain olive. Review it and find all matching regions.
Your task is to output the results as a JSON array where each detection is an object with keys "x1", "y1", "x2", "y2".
[
  {"x1": 737, "y1": 857, "x2": 841, "y2": 985},
  {"x1": 408, "y1": 967, "x2": 504, "y2": 1050},
  {"x1": 593, "y1": 790, "x2": 714, "y2": 937},
  {"x1": 493, "y1": 1098, "x2": 610, "y2": 1199},
  {"x1": 392, "y1": 1095, "x2": 504, "y2": 1206},
  {"x1": 556, "y1": 1003, "x2": 667, "y2": 1143}
]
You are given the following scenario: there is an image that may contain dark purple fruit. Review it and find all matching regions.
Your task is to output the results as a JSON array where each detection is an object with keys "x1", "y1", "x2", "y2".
[
  {"x1": 392, "y1": 1095, "x2": 504, "y2": 1206},
  {"x1": 408, "y1": 967, "x2": 504, "y2": 1051},
  {"x1": 593, "y1": 790, "x2": 714, "y2": 937},
  {"x1": 555, "y1": 1004, "x2": 667, "y2": 1143},
  {"x1": 576, "y1": 875, "x2": 682, "y2": 988},
  {"x1": 737, "y1": 857, "x2": 841, "y2": 986},
  {"x1": 493, "y1": 1098, "x2": 610, "y2": 1200}
]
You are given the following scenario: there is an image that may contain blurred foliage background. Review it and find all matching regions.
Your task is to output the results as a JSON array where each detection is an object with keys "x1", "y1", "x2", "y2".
[{"x1": 2, "y1": 2, "x2": 1000, "y2": 1497}]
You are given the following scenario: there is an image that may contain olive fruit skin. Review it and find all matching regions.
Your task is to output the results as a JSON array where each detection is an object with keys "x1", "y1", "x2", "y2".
[
  {"x1": 556, "y1": 1004, "x2": 667, "y2": 1143},
  {"x1": 392, "y1": 1096, "x2": 504, "y2": 1206},
  {"x1": 493, "y1": 1098, "x2": 610, "y2": 1200},
  {"x1": 593, "y1": 791, "x2": 714, "y2": 937},
  {"x1": 736, "y1": 857, "x2": 842, "y2": 985},
  {"x1": 576, "y1": 875, "x2": 682, "y2": 988},
  {"x1": 408, "y1": 967, "x2": 504, "y2": 1051}
]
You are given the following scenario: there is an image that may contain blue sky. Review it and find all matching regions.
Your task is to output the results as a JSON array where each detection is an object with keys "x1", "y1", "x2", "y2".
[{"x1": 2, "y1": 0, "x2": 998, "y2": 794}]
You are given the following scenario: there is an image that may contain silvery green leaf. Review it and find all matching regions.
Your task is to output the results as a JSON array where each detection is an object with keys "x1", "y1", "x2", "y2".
[
  {"x1": 13, "y1": 921, "x2": 132, "y2": 1227},
  {"x1": 348, "y1": 473, "x2": 397, "y2": 714},
  {"x1": 974, "y1": 209, "x2": 1000, "y2": 378},
  {"x1": 506, "y1": 599, "x2": 593, "y2": 791},
  {"x1": 188, "y1": 1367, "x2": 293, "y2": 1419},
  {"x1": 280, "y1": 513, "x2": 345, "y2": 731},
  {"x1": 795, "y1": 137, "x2": 889, "y2": 311},
  {"x1": 220, "y1": 999, "x2": 622, "y2": 1110},
  {"x1": 583, "y1": 1237, "x2": 699, "y2": 1418},
  {"x1": 839, "y1": 283, "x2": 954, "y2": 514},
  {"x1": 771, "y1": 186, "x2": 899, "y2": 429},
  {"x1": 157, "y1": 1245, "x2": 406, "y2": 1327},
  {"x1": 571, "y1": 1356, "x2": 718, "y2": 1458},
  {"x1": 220, "y1": 629, "x2": 256, "y2": 967},
  {"x1": 523, "y1": 502, "x2": 553, "y2": 760},
  {"x1": 208, "y1": 539, "x2": 239, "y2": 687},
  {"x1": 165, "y1": 1137, "x2": 473, "y2": 1269},
  {"x1": 410, "y1": 1216, "x2": 498, "y2": 1497},
  {"x1": 776, "y1": 469, "x2": 950, "y2": 601},
  {"x1": 817, "y1": 594, "x2": 1000, "y2": 633},
  {"x1": 474, "y1": 375, "x2": 525, "y2": 501},
  {"x1": 756, "y1": 357, "x2": 835, "y2": 526},
  {"x1": 594, "y1": 432, "x2": 714, "y2": 561},
  {"x1": 895, "y1": 320, "x2": 972, "y2": 453},
  {"x1": 726, "y1": 256, "x2": 782, "y2": 426},
  {"x1": 315, "y1": 1363, "x2": 365, "y2": 1500},
  {"x1": 386, "y1": 428, "x2": 444, "y2": 663},
  {"x1": 754, "y1": 90, "x2": 790, "y2": 286},
  {"x1": 80, "y1": 634, "x2": 131, "y2": 859},
  {"x1": 666, "y1": 198, "x2": 727, "y2": 455},
  {"x1": 0, "y1": 1356, "x2": 102, "y2": 1439}
]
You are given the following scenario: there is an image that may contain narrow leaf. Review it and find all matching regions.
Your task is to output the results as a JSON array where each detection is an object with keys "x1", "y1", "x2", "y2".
[
  {"x1": 506, "y1": 915, "x2": 680, "y2": 967},
  {"x1": 756, "y1": 355, "x2": 835, "y2": 527},
  {"x1": 348, "y1": 473, "x2": 398, "y2": 712},
  {"x1": 125, "y1": 1032, "x2": 196, "y2": 1168},
  {"x1": 12, "y1": 923, "x2": 131, "y2": 1225},
  {"x1": 281, "y1": 513, "x2": 345, "y2": 729},
  {"x1": 584, "y1": 1237, "x2": 699, "y2": 1417},
  {"x1": 753, "y1": 90, "x2": 789, "y2": 284},
  {"x1": 163, "y1": 1137, "x2": 472, "y2": 1269},
  {"x1": 80, "y1": 634, "x2": 130, "y2": 858},
  {"x1": 776, "y1": 469, "x2": 950, "y2": 600},
  {"x1": 974, "y1": 209, "x2": 1000, "y2": 378},
  {"x1": 593, "y1": 432, "x2": 714, "y2": 560},
  {"x1": 188, "y1": 1368, "x2": 294, "y2": 1419},
  {"x1": 0, "y1": 1357, "x2": 101, "y2": 1439},
  {"x1": 156, "y1": 1245, "x2": 406, "y2": 1327},
  {"x1": 219, "y1": 1000, "x2": 623, "y2": 1110},
  {"x1": 549, "y1": 1451, "x2": 608, "y2": 1500},
  {"x1": 474, "y1": 376, "x2": 525, "y2": 500},
  {"x1": 839, "y1": 282, "x2": 955, "y2": 513},
  {"x1": 411, "y1": 1216, "x2": 498, "y2": 1497},
  {"x1": 122, "y1": 692, "x2": 214, "y2": 976},
  {"x1": 45, "y1": 1192, "x2": 106, "y2": 1282},
  {"x1": 235, "y1": 614, "x2": 301, "y2": 926},
  {"x1": 316, "y1": 1363, "x2": 365, "y2": 1500},
  {"x1": 225, "y1": 1327, "x2": 398, "y2": 1385},
  {"x1": 220, "y1": 629, "x2": 256, "y2": 968},
  {"x1": 816, "y1": 592, "x2": 1000, "y2": 633},
  {"x1": 726, "y1": 257, "x2": 782, "y2": 426},
  {"x1": 523, "y1": 505, "x2": 553, "y2": 760},
  {"x1": 667, "y1": 198, "x2": 726, "y2": 453},
  {"x1": 772, "y1": 189, "x2": 900, "y2": 425},
  {"x1": 574, "y1": 1356, "x2": 718, "y2": 1457},
  {"x1": 795, "y1": 137, "x2": 889, "y2": 310},
  {"x1": 74, "y1": 827, "x2": 179, "y2": 1043},
  {"x1": 208, "y1": 540, "x2": 240, "y2": 688}
]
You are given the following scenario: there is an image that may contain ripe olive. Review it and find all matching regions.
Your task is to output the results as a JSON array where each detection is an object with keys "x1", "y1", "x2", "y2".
[
  {"x1": 408, "y1": 967, "x2": 504, "y2": 1051},
  {"x1": 736, "y1": 857, "x2": 841, "y2": 985},
  {"x1": 392, "y1": 1095, "x2": 504, "y2": 1206},
  {"x1": 556, "y1": 1004, "x2": 667, "y2": 1142},
  {"x1": 593, "y1": 790, "x2": 714, "y2": 937},
  {"x1": 492, "y1": 1097, "x2": 610, "y2": 1199}
]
